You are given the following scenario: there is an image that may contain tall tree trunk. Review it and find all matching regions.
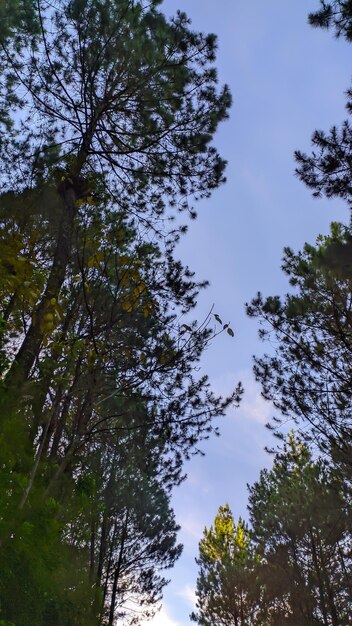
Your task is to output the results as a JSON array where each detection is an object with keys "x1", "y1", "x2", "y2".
[
  {"x1": 90, "y1": 519, "x2": 96, "y2": 583},
  {"x1": 44, "y1": 403, "x2": 93, "y2": 498},
  {"x1": 3, "y1": 291, "x2": 17, "y2": 322},
  {"x1": 4, "y1": 186, "x2": 76, "y2": 392},
  {"x1": 30, "y1": 290, "x2": 81, "y2": 439},
  {"x1": 97, "y1": 510, "x2": 109, "y2": 586},
  {"x1": 103, "y1": 521, "x2": 118, "y2": 605},
  {"x1": 108, "y1": 509, "x2": 129, "y2": 626},
  {"x1": 3, "y1": 109, "x2": 98, "y2": 395},
  {"x1": 310, "y1": 528, "x2": 329, "y2": 626},
  {"x1": 290, "y1": 539, "x2": 311, "y2": 625},
  {"x1": 318, "y1": 539, "x2": 340, "y2": 626},
  {"x1": 49, "y1": 355, "x2": 83, "y2": 459}
]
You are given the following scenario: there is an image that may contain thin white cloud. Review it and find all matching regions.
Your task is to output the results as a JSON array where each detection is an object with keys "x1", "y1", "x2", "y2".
[
  {"x1": 213, "y1": 369, "x2": 273, "y2": 425},
  {"x1": 177, "y1": 513, "x2": 203, "y2": 544},
  {"x1": 140, "y1": 604, "x2": 183, "y2": 626},
  {"x1": 176, "y1": 585, "x2": 197, "y2": 610},
  {"x1": 239, "y1": 378, "x2": 272, "y2": 425}
]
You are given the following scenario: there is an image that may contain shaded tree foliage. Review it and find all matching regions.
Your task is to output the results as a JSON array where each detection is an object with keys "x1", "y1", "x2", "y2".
[
  {"x1": 308, "y1": 1, "x2": 352, "y2": 40},
  {"x1": 248, "y1": 436, "x2": 351, "y2": 626},
  {"x1": 191, "y1": 504, "x2": 260, "y2": 626},
  {"x1": 193, "y1": 437, "x2": 351, "y2": 626},
  {"x1": 0, "y1": 1, "x2": 239, "y2": 624},
  {"x1": 246, "y1": 224, "x2": 352, "y2": 468},
  {"x1": 0, "y1": 0, "x2": 231, "y2": 392},
  {"x1": 296, "y1": 2, "x2": 352, "y2": 212}
]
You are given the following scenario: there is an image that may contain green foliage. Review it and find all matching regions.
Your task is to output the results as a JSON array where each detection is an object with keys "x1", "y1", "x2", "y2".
[
  {"x1": 0, "y1": 0, "x2": 37, "y2": 40},
  {"x1": 248, "y1": 435, "x2": 351, "y2": 625},
  {"x1": 234, "y1": 7, "x2": 352, "y2": 625},
  {"x1": 309, "y1": 1, "x2": 352, "y2": 40},
  {"x1": 0, "y1": 1, "x2": 238, "y2": 623},
  {"x1": 0, "y1": 0, "x2": 38, "y2": 130},
  {"x1": 247, "y1": 223, "x2": 352, "y2": 465},
  {"x1": 191, "y1": 504, "x2": 260, "y2": 626},
  {"x1": 0, "y1": 175, "x2": 238, "y2": 624},
  {"x1": 0, "y1": 0, "x2": 231, "y2": 208},
  {"x1": 295, "y1": 2, "x2": 352, "y2": 212},
  {"x1": 194, "y1": 437, "x2": 351, "y2": 626}
]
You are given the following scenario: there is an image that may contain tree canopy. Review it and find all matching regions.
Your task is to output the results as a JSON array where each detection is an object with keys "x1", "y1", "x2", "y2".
[
  {"x1": 246, "y1": 223, "x2": 352, "y2": 466},
  {"x1": 0, "y1": 1, "x2": 238, "y2": 623},
  {"x1": 191, "y1": 504, "x2": 259, "y2": 626},
  {"x1": 308, "y1": 1, "x2": 352, "y2": 40},
  {"x1": 193, "y1": 437, "x2": 352, "y2": 626},
  {"x1": 193, "y1": 4, "x2": 352, "y2": 626}
]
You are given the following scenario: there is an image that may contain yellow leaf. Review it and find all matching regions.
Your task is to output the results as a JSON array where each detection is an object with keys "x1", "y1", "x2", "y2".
[
  {"x1": 120, "y1": 273, "x2": 131, "y2": 288},
  {"x1": 118, "y1": 255, "x2": 130, "y2": 266},
  {"x1": 132, "y1": 287, "x2": 140, "y2": 301},
  {"x1": 122, "y1": 300, "x2": 133, "y2": 312},
  {"x1": 137, "y1": 282, "x2": 146, "y2": 295}
]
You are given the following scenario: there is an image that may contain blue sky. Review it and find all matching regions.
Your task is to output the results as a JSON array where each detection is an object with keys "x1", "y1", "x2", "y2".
[{"x1": 140, "y1": 2, "x2": 351, "y2": 625}]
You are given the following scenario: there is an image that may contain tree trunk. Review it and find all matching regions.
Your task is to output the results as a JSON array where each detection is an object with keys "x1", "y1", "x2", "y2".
[
  {"x1": 319, "y1": 541, "x2": 340, "y2": 626},
  {"x1": 310, "y1": 528, "x2": 329, "y2": 626},
  {"x1": 4, "y1": 186, "x2": 76, "y2": 392},
  {"x1": 108, "y1": 509, "x2": 129, "y2": 626},
  {"x1": 90, "y1": 519, "x2": 96, "y2": 583},
  {"x1": 49, "y1": 355, "x2": 83, "y2": 459},
  {"x1": 103, "y1": 520, "x2": 118, "y2": 604}
]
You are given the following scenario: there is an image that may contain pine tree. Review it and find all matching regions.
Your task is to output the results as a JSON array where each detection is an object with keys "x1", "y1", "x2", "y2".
[
  {"x1": 246, "y1": 224, "x2": 352, "y2": 468},
  {"x1": 0, "y1": 0, "x2": 231, "y2": 393},
  {"x1": 295, "y1": 2, "x2": 352, "y2": 216},
  {"x1": 248, "y1": 435, "x2": 351, "y2": 626},
  {"x1": 191, "y1": 504, "x2": 260, "y2": 626},
  {"x1": 308, "y1": 1, "x2": 352, "y2": 41},
  {"x1": 0, "y1": 2, "x2": 239, "y2": 623}
]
